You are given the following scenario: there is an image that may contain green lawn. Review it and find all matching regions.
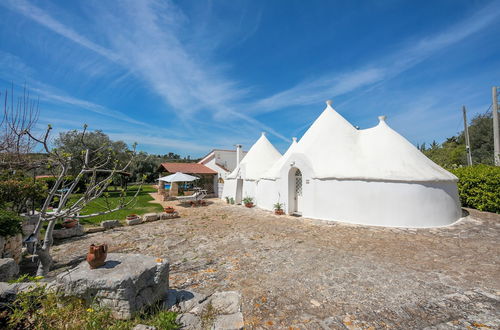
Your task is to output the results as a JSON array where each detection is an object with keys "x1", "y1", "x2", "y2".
[{"x1": 77, "y1": 185, "x2": 163, "y2": 226}]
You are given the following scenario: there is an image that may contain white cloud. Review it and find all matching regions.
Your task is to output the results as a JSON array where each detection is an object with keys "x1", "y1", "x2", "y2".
[
  {"x1": 1, "y1": 0, "x2": 289, "y2": 142},
  {"x1": 249, "y1": 1, "x2": 500, "y2": 115},
  {"x1": 3, "y1": 0, "x2": 499, "y2": 149},
  {"x1": 2, "y1": 0, "x2": 119, "y2": 62}
]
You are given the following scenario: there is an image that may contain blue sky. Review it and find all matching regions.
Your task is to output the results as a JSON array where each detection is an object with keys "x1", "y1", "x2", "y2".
[{"x1": 1, "y1": 0, "x2": 499, "y2": 157}]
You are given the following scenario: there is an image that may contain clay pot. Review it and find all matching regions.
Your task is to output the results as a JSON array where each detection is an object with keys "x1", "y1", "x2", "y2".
[
  {"x1": 62, "y1": 218, "x2": 78, "y2": 228},
  {"x1": 245, "y1": 203, "x2": 254, "y2": 208},
  {"x1": 275, "y1": 209, "x2": 284, "y2": 215},
  {"x1": 86, "y1": 244, "x2": 108, "y2": 269},
  {"x1": 164, "y1": 207, "x2": 175, "y2": 214},
  {"x1": 126, "y1": 214, "x2": 139, "y2": 220}
]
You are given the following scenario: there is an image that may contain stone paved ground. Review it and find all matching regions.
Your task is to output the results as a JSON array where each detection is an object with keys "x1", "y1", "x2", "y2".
[{"x1": 49, "y1": 197, "x2": 500, "y2": 329}]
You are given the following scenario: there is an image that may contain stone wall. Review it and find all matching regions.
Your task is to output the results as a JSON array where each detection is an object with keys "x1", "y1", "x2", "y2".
[
  {"x1": 0, "y1": 234, "x2": 22, "y2": 263},
  {"x1": 21, "y1": 213, "x2": 39, "y2": 240}
]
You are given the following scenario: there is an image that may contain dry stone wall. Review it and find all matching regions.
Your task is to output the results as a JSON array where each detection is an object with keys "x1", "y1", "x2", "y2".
[{"x1": 0, "y1": 234, "x2": 22, "y2": 263}]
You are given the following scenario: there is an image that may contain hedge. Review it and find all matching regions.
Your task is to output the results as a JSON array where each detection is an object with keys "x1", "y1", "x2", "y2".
[
  {"x1": 0, "y1": 209, "x2": 23, "y2": 237},
  {"x1": 450, "y1": 165, "x2": 500, "y2": 213}
]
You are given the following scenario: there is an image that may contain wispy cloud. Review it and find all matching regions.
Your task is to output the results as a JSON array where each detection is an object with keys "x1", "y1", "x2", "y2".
[
  {"x1": 107, "y1": 133, "x2": 212, "y2": 153},
  {"x1": 2, "y1": 0, "x2": 499, "y2": 153},
  {"x1": 250, "y1": 1, "x2": 500, "y2": 114},
  {"x1": 2, "y1": 0, "x2": 119, "y2": 62},
  {"x1": 1, "y1": 0, "x2": 289, "y2": 142},
  {"x1": 251, "y1": 68, "x2": 384, "y2": 113}
]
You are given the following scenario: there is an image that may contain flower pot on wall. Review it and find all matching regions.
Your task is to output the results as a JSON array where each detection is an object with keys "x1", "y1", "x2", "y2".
[
  {"x1": 164, "y1": 207, "x2": 175, "y2": 214},
  {"x1": 275, "y1": 209, "x2": 284, "y2": 215},
  {"x1": 62, "y1": 218, "x2": 78, "y2": 229}
]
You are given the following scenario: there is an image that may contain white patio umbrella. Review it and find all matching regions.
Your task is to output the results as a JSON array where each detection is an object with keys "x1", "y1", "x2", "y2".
[{"x1": 158, "y1": 172, "x2": 199, "y2": 182}]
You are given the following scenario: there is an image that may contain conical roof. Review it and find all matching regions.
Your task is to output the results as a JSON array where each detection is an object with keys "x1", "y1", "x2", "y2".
[
  {"x1": 293, "y1": 101, "x2": 457, "y2": 182},
  {"x1": 261, "y1": 137, "x2": 298, "y2": 180},
  {"x1": 227, "y1": 133, "x2": 282, "y2": 181}
]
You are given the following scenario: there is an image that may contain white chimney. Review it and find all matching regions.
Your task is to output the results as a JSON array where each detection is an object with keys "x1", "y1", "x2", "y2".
[{"x1": 235, "y1": 144, "x2": 243, "y2": 165}]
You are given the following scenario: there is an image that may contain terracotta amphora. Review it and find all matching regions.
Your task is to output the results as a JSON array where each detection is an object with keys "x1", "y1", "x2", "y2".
[{"x1": 86, "y1": 244, "x2": 108, "y2": 269}]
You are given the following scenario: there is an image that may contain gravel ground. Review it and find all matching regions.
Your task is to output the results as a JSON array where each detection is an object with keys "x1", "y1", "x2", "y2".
[{"x1": 49, "y1": 196, "x2": 500, "y2": 329}]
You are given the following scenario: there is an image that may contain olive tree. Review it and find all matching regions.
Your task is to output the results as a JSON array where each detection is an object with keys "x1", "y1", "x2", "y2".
[{"x1": 2, "y1": 85, "x2": 142, "y2": 275}]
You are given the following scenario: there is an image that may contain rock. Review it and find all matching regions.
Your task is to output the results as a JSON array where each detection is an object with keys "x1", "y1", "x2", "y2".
[
  {"x1": 132, "y1": 325, "x2": 157, "y2": 330},
  {"x1": 176, "y1": 290, "x2": 208, "y2": 314},
  {"x1": 52, "y1": 225, "x2": 85, "y2": 239},
  {"x1": 85, "y1": 227, "x2": 106, "y2": 234},
  {"x1": 21, "y1": 213, "x2": 39, "y2": 239},
  {"x1": 212, "y1": 312, "x2": 244, "y2": 330},
  {"x1": 0, "y1": 234, "x2": 23, "y2": 263},
  {"x1": 159, "y1": 212, "x2": 179, "y2": 220},
  {"x1": 143, "y1": 213, "x2": 159, "y2": 222},
  {"x1": 210, "y1": 291, "x2": 241, "y2": 314},
  {"x1": 176, "y1": 313, "x2": 201, "y2": 329},
  {"x1": 101, "y1": 220, "x2": 121, "y2": 230},
  {"x1": 126, "y1": 217, "x2": 142, "y2": 226},
  {"x1": 0, "y1": 258, "x2": 19, "y2": 281},
  {"x1": 164, "y1": 289, "x2": 179, "y2": 310},
  {"x1": 55, "y1": 253, "x2": 169, "y2": 319},
  {"x1": 0, "y1": 282, "x2": 36, "y2": 304}
]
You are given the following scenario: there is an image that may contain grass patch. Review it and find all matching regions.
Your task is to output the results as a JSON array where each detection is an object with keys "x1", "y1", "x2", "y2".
[{"x1": 77, "y1": 185, "x2": 163, "y2": 226}]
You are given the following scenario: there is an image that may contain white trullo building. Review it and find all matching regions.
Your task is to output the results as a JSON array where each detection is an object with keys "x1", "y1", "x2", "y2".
[
  {"x1": 222, "y1": 133, "x2": 282, "y2": 204},
  {"x1": 255, "y1": 100, "x2": 461, "y2": 227},
  {"x1": 225, "y1": 100, "x2": 461, "y2": 228}
]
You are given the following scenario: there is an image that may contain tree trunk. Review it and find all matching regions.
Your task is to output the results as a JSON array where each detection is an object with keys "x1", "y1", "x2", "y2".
[{"x1": 36, "y1": 219, "x2": 56, "y2": 276}]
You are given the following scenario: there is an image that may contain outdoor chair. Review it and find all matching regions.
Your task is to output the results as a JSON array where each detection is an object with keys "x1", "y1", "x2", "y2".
[{"x1": 176, "y1": 188, "x2": 207, "y2": 206}]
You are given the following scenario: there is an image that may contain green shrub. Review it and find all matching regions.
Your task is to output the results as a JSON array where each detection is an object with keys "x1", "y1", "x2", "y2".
[
  {"x1": 2, "y1": 284, "x2": 180, "y2": 330},
  {"x1": 450, "y1": 165, "x2": 500, "y2": 213},
  {"x1": 0, "y1": 179, "x2": 47, "y2": 213},
  {"x1": 0, "y1": 209, "x2": 23, "y2": 237}
]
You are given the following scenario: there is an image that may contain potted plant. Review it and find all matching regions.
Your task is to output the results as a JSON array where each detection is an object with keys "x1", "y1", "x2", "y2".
[
  {"x1": 274, "y1": 202, "x2": 284, "y2": 215},
  {"x1": 243, "y1": 197, "x2": 254, "y2": 208},
  {"x1": 229, "y1": 197, "x2": 235, "y2": 205},
  {"x1": 62, "y1": 218, "x2": 78, "y2": 228},
  {"x1": 164, "y1": 206, "x2": 175, "y2": 214},
  {"x1": 225, "y1": 197, "x2": 230, "y2": 204}
]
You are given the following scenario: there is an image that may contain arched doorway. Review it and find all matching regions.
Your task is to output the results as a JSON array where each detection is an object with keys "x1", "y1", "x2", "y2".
[{"x1": 288, "y1": 168, "x2": 303, "y2": 214}]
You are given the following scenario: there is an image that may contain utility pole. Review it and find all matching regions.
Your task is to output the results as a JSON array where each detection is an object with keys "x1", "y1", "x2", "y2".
[
  {"x1": 463, "y1": 105, "x2": 472, "y2": 166},
  {"x1": 492, "y1": 86, "x2": 500, "y2": 166}
]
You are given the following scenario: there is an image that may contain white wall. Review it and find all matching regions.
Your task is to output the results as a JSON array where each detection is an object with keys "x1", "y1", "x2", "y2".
[
  {"x1": 255, "y1": 179, "x2": 280, "y2": 211},
  {"x1": 222, "y1": 178, "x2": 261, "y2": 205},
  {"x1": 241, "y1": 180, "x2": 257, "y2": 202},
  {"x1": 307, "y1": 179, "x2": 460, "y2": 227},
  {"x1": 221, "y1": 179, "x2": 236, "y2": 200},
  {"x1": 215, "y1": 150, "x2": 247, "y2": 174},
  {"x1": 255, "y1": 154, "x2": 461, "y2": 228}
]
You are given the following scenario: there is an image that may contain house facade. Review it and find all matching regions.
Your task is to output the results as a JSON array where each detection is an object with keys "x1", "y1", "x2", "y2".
[{"x1": 198, "y1": 148, "x2": 247, "y2": 197}]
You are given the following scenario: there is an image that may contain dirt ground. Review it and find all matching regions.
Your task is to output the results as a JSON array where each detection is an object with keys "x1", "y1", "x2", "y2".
[{"x1": 49, "y1": 196, "x2": 500, "y2": 329}]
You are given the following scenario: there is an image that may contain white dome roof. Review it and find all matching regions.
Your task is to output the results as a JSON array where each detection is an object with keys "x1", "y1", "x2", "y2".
[
  {"x1": 292, "y1": 102, "x2": 457, "y2": 182},
  {"x1": 227, "y1": 133, "x2": 282, "y2": 181},
  {"x1": 261, "y1": 137, "x2": 298, "y2": 180}
]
